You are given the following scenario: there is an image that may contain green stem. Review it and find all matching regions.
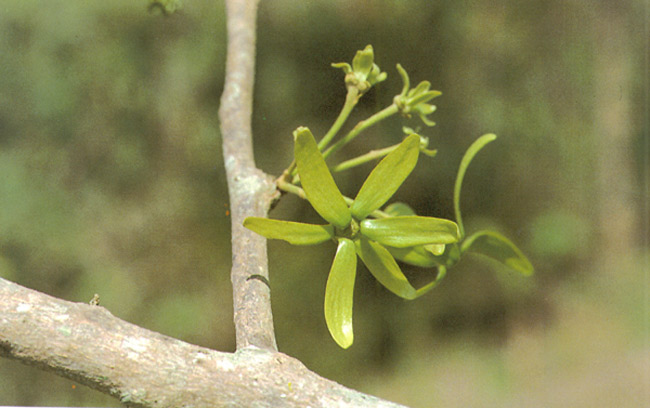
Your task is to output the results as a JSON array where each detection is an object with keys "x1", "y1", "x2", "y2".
[
  {"x1": 330, "y1": 144, "x2": 400, "y2": 173},
  {"x1": 317, "y1": 88, "x2": 360, "y2": 151},
  {"x1": 287, "y1": 88, "x2": 361, "y2": 181},
  {"x1": 277, "y1": 178, "x2": 307, "y2": 200},
  {"x1": 322, "y1": 103, "x2": 399, "y2": 160},
  {"x1": 453, "y1": 133, "x2": 497, "y2": 239},
  {"x1": 413, "y1": 266, "x2": 447, "y2": 298},
  {"x1": 286, "y1": 160, "x2": 297, "y2": 179}
]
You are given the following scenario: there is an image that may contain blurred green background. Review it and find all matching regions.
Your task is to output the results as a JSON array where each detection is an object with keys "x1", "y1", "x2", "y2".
[{"x1": 0, "y1": 0, "x2": 647, "y2": 406}]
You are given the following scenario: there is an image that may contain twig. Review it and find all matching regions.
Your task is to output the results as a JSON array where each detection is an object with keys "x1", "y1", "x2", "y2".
[
  {"x1": 0, "y1": 278, "x2": 406, "y2": 408},
  {"x1": 0, "y1": 1, "x2": 413, "y2": 406},
  {"x1": 219, "y1": 0, "x2": 278, "y2": 351}
]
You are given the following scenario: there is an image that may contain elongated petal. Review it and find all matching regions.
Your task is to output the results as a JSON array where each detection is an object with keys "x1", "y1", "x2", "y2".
[
  {"x1": 460, "y1": 230, "x2": 534, "y2": 276},
  {"x1": 387, "y1": 245, "x2": 441, "y2": 268},
  {"x1": 383, "y1": 202, "x2": 416, "y2": 216},
  {"x1": 409, "y1": 80, "x2": 432, "y2": 97},
  {"x1": 324, "y1": 238, "x2": 357, "y2": 349},
  {"x1": 418, "y1": 110, "x2": 437, "y2": 127},
  {"x1": 408, "y1": 87, "x2": 440, "y2": 107},
  {"x1": 424, "y1": 244, "x2": 446, "y2": 256},
  {"x1": 294, "y1": 127, "x2": 351, "y2": 229},
  {"x1": 388, "y1": 242, "x2": 460, "y2": 269},
  {"x1": 414, "y1": 103, "x2": 436, "y2": 116},
  {"x1": 350, "y1": 134, "x2": 420, "y2": 220},
  {"x1": 396, "y1": 64, "x2": 410, "y2": 96},
  {"x1": 368, "y1": 63, "x2": 387, "y2": 86},
  {"x1": 360, "y1": 216, "x2": 459, "y2": 248},
  {"x1": 352, "y1": 45, "x2": 375, "y2": 78},
  {"x1": 331, "y1": 62, "x2": 352, "y2": 74},
  {"x1": 355, "y1": 238, "x2": 417, "y2": 299},
  {"x1": 243, "y1": 217, "x2": 334, "y2": 245}
]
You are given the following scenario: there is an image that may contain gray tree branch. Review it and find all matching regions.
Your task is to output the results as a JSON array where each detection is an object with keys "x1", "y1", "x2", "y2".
[
  {"x1": 0, "y1": 278, "x2": 405, "y2": 408},
  {"x1": 0, "y1": 0, "x2": 411, "y2": 406},
  {"x1": 219, "y1": 0, "x2": 278, "y2": 352}
]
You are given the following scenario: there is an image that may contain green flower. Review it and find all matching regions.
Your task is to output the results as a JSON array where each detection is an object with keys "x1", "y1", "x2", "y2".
[
  {"x1": 244, "y1": 128, "x2": 460, "y2": 348},
  {"x1": 332, "y1": 45, "x2": 387, "y2": 94},
  {"x1": 381, "y1": 134, "x2": 534, "y2": 277},
  {"x1": 393, "y1": 64, "x2": 441, "y2": 126}
]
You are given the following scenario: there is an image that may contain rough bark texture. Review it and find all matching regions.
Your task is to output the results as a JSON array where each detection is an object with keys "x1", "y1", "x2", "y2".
[
  {"x1": 219, "y1": 0, "x2": 278, "y2": 352},
  {"x1": 0, "y1": 278, "x2": 405, "y2": 407},
  {"x1": 0, "y1": 0, "x2": 410, "y2": 406}
]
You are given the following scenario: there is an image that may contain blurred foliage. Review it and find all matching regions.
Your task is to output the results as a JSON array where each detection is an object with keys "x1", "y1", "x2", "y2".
[{"x1": 0, "y1": 0, "x2": 646, "y2": 406}]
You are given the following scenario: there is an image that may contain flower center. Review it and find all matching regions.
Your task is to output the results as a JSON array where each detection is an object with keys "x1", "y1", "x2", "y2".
[{"x1": 335, "y1": 218, "x2": 360, "y2": 241}]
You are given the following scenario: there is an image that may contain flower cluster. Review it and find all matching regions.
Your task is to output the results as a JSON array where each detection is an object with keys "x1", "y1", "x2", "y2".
[
  {"x1": 245, "y1": 129, "x2": 459, "y2": 348},
  {"x1": 244, "y1": 46, "x2": 533, "y2": 349},
  {"x1": 394, "y1": 64, "x2": 441, "y2": 126}
]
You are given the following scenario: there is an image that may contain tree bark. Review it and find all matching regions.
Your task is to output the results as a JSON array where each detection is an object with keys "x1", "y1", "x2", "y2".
[
  {"x1": 0, "y1": 0, "x2": 409, "y2": 406},
  {"x1": 0, "y1": 278, "x2": 405, "y2": 407},
  {"x1": 219, "y1": 0, "x2": 278, "y2": 352}
]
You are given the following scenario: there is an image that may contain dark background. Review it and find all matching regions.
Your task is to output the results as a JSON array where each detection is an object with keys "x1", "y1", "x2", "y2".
[{"x1": 0, "y1": 0, "x2": 647, "y2": 406}]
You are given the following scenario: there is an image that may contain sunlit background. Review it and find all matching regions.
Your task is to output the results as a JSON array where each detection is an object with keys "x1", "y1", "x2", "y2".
[{"x1": 0, "y1": 0, "x2": 647, "y2": 406}]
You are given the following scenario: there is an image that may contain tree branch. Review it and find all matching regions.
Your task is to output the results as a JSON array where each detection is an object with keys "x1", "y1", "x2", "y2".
[
  {"x1": 0, "y1": 278, "x2": 406, "y2": 408},
  {"x1": 0, "y1": 1, "x2": 412, "y2": 406},
  {"x1": 219, "y1": 0, "x2": 278, "y2": 351}
]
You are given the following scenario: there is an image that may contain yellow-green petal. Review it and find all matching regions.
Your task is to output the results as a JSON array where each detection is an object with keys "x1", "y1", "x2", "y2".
[
  {"x1": 243, "y1": 217, "x2": 334, "y2": 245},
  {"x1": 425, "y1": 244, "x2": 446, "y2": 256},
  {"x1": 383, "y1": 202, "x2": 416, "y2": 216},
  {"x1": 324, "y1": 238, "x2": 357, "y2": 349},
  {"x1": 355, "y1": 237, "x2": 417, "y2": 300},
  {"x1": 352, "y1": 45, "x2": 375, "y2": 78},
  {"x1": 386, "y1": 245, "x2": 442, "y2": 268},
  {"x1": 460, "y1": 230, "x2": 534, "y2": 276},
  {"x1": 360, "y1": 216, "x2": 460, "y2": 248},
  {"x1": 350, "y1": 134, "x2": 420, "y2": 220},
  {"x1": 294, "y1": 127, "x2": 351, "y2": 229}
]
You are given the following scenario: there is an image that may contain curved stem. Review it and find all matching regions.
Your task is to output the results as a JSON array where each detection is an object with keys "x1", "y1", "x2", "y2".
[
  {"x1": 453, "y1": 133, "x2": 497, "y2": 239},
  {"x1": 323, "y1": 103, "x2": 399, "y2": 160},
  {"x1": 318, "y1": 88, "x2": 361, "y2": 151},
  {"x1": 287, "y1": 88, "x2": 361, "y2": 180},
  {"x1": 277, "y1": 178, "x2": 307, "y2": 200}
]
